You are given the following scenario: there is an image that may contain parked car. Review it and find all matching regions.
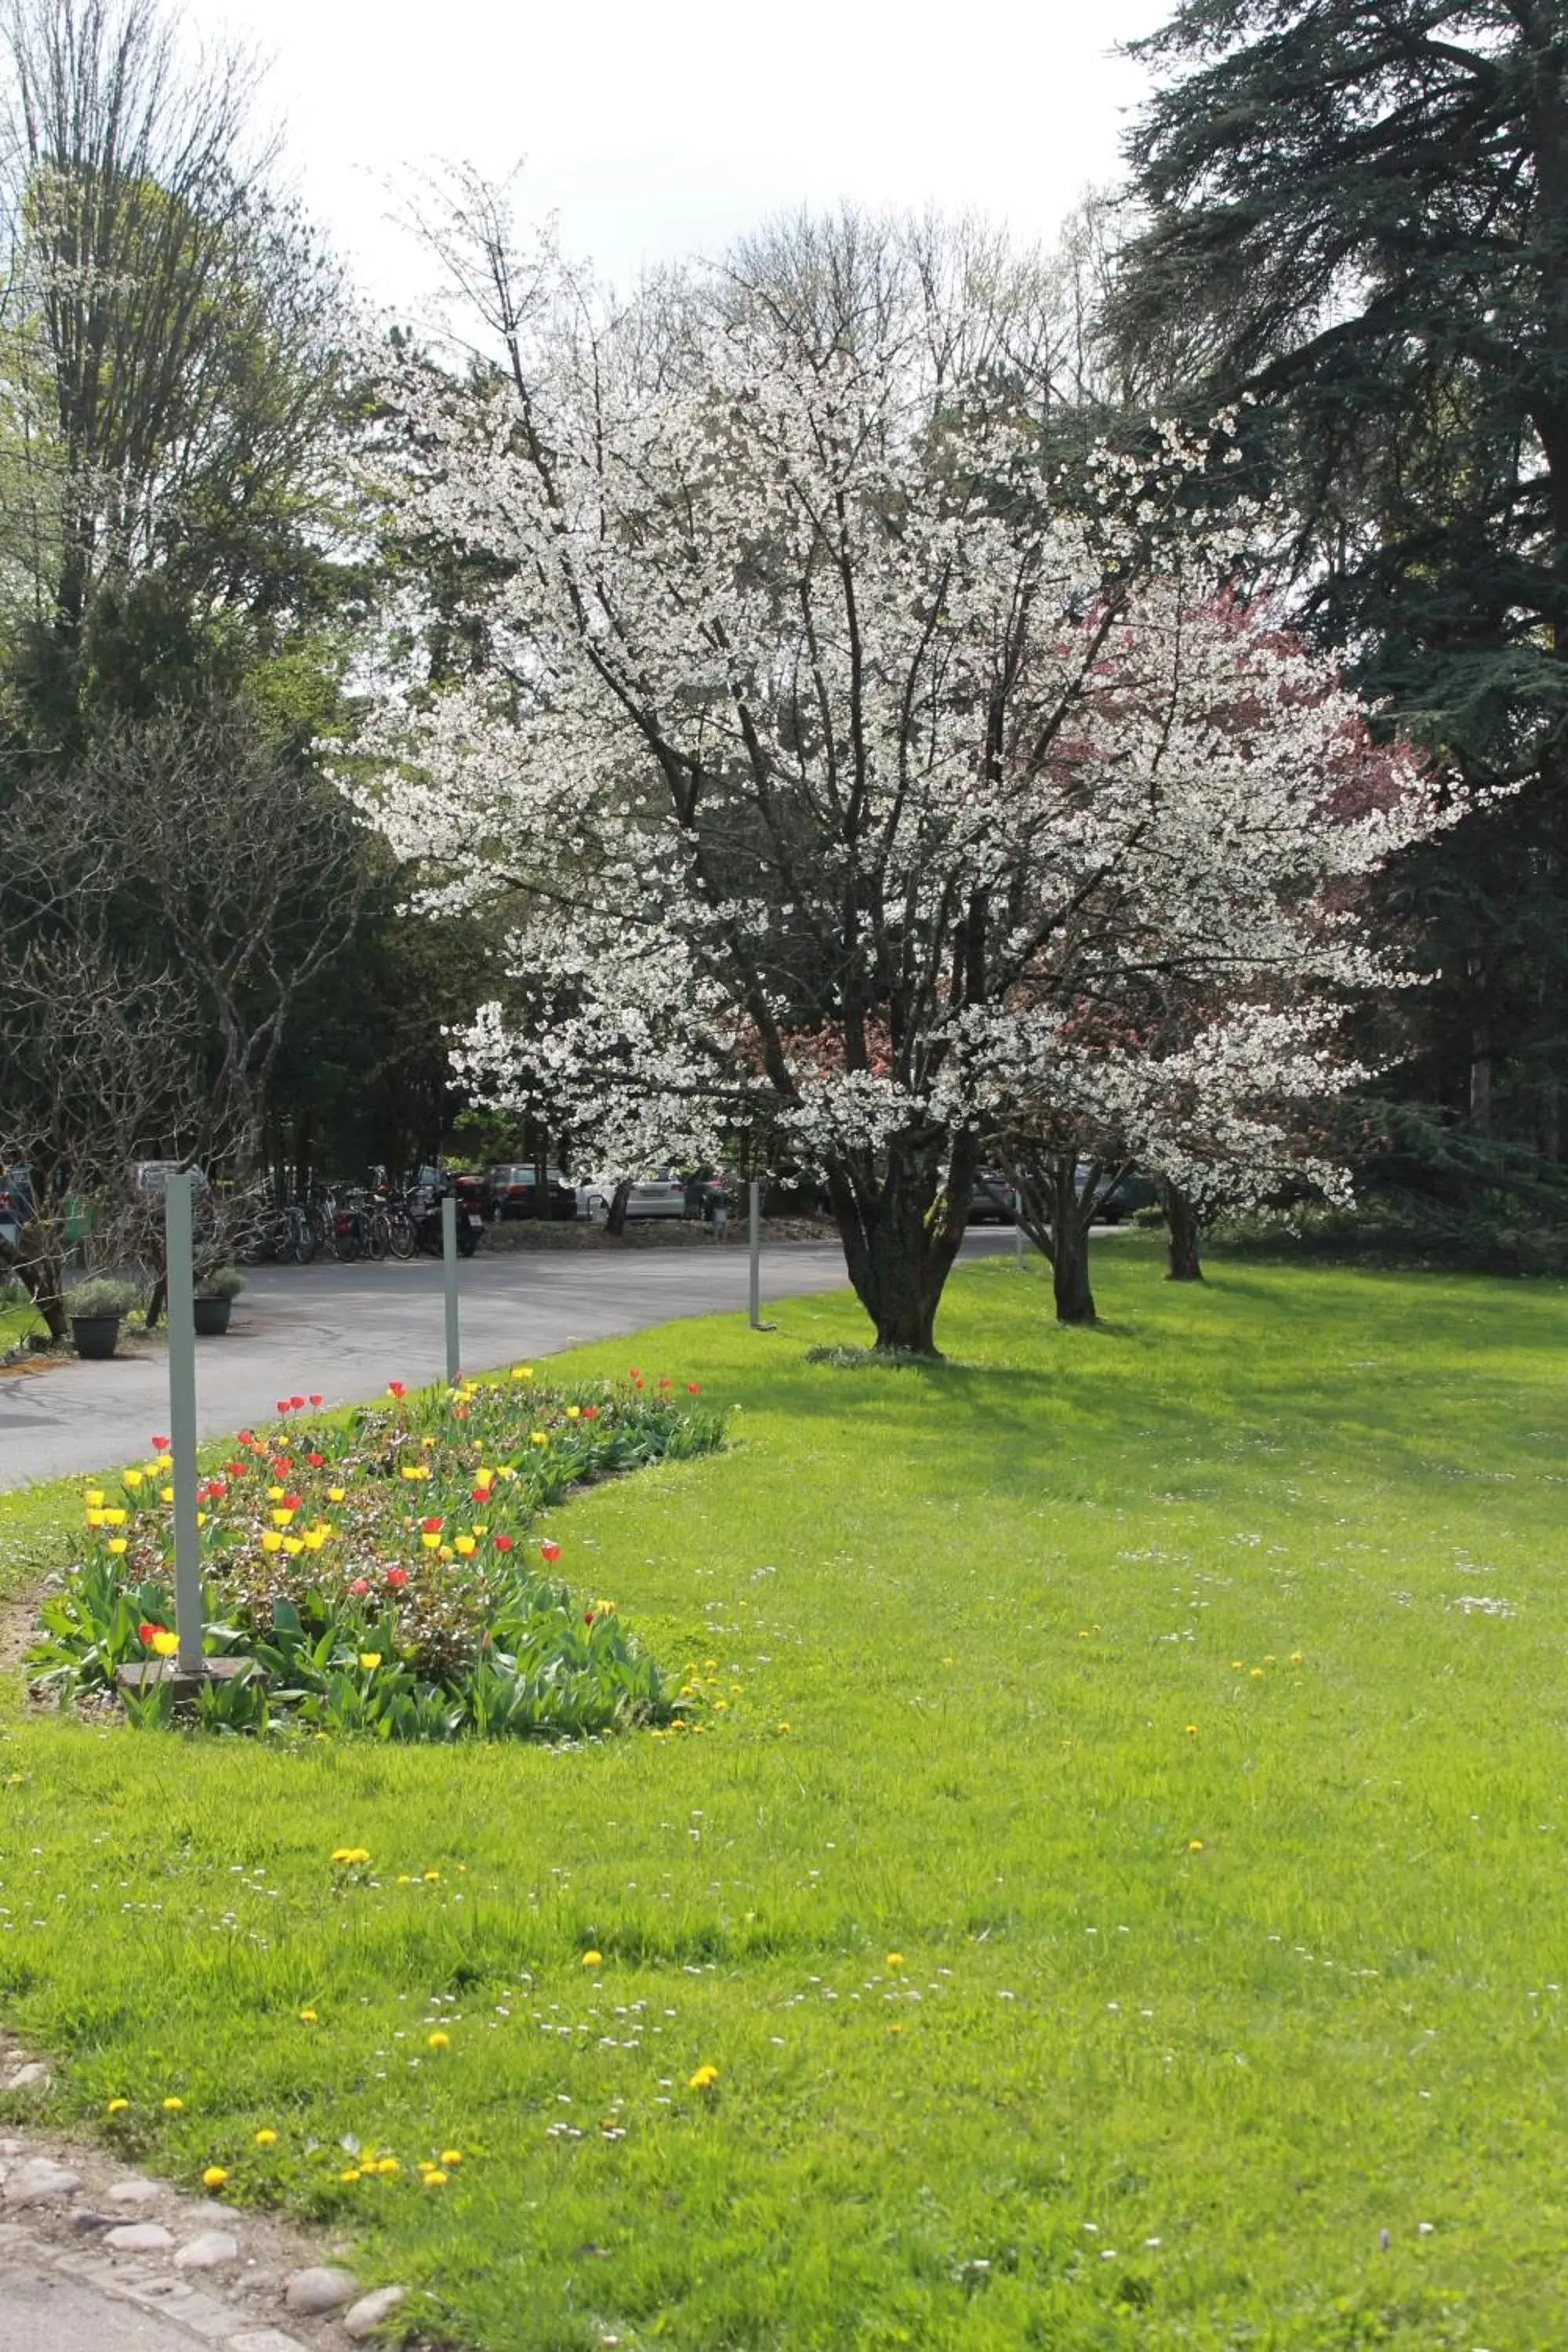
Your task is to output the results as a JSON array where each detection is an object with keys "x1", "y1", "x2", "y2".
[
  {"x1": 967, "y1": 1170, "x2": 1018, "y2": 1225},
  {"x1": 579, "y1": 1169, "x2": 689, "y2": 1220},
  {"x1": 484, "y1": 1163, "x2": 579, "y2": 1221},
  {"x1": 0, "y1": 1167, "x2": 33, "y2": 1250},
  {"x1": 1073, "y1": 1162, "x2": 1159, "y2": 1224},
  {"x1": 683, "y1": 1167, "x2": 735, "y2": 1221}
]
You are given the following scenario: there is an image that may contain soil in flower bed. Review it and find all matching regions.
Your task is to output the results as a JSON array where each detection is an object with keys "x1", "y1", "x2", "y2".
[
  {"x1": 480, "y1": 1214, "x2": 837, "y2": 1250},
  {"x1": 29, "y1": 1370, "x2": 727, "y2": 1741}
]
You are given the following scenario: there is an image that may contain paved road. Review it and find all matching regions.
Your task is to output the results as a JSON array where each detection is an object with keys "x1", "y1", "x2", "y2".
[{"x1": 0, "y1": 1232, "x2": 1018, "y2": 1488}]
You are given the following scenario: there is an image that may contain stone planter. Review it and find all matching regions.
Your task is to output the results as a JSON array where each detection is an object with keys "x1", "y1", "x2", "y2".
[
  {"x1": 193, "y1": 1295, "x2": 233, "y2": 1336},
  {"x1": 71, "y1": 1314, "x2": 122, "y2": 1360}
]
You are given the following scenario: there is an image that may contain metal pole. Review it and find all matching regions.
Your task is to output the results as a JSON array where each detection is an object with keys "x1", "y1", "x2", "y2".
[
  {"x1": 1015, "y1": 1215, "x2": 1025, "y2": 1268},
  {"x1": 442, "y1": 1191, "x2": 460, "y2": 1384},
  {"x1": 165, "y1": 1172, "x2": 203, "y2": 1675},
  {"x1": 748, "y1": 1179, "x2": 761, "y2": 1330}
]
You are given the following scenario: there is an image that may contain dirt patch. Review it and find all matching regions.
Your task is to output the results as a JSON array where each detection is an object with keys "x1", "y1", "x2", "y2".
[{"x1": 480, "y1": 1214, "x2": 837, "y2": 1251}]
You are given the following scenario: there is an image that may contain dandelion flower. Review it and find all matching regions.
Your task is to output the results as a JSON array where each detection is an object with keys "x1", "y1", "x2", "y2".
[
  {"x1": 201, "y1": 2166, "x2": 227, "y2": 2190},
  {"x1": 1188, "y1": 1839, "x2": 1204, "y2": 1853},
  {"x1": 338, "y1": 2166, "x2": 361, "y2": 2182},
  {"x1": 440, "y1": 2148, "x2": 463, "y2": 2165},
  {"x1": 423, "y1": 2169, "x2": 448, "y2": 2186},
  {"x1": 376, "y1": 2156, "x2": 401, "y2": 2175},
  {"x1": 427, "y1": 2030, "x2": 450, "y2": 2050},
  {"x1": 299, "y1": 2009, "x2": 318, "y2": 2024},
  {"x1": 688, "y1": 2063, "x2": 720, "y2": 2092},
  {"x1": 886, "y1": 1953, "x2": 904, "y2": 1970},
  {"x1": 582, "y1": 1950, "x2": 602, "y2": 1968},
  {"x1": 107, "y1": 2097, "x2": 129, "y2": 2114},
  {"x1": 1185, "y1": 1723, "x2": 1199, "y2": 1736},
  {"x1": 162, "y1": 2096, "x2": 183, "y2": 2113},
  {"x1": 254, "y1": 2128, "x2": 278, "y2": 2147}
]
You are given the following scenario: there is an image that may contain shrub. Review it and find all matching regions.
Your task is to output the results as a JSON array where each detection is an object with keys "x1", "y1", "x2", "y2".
[
  {"x1": 67, "y1": 1278, "x2": 140, "y2": 1319},
  {"x1": 30, "y1": 1372, "x2": 727, "y2": 1740},
  {"x1": 194, "y1": 1262, "x2": 245, "y2": 1301}
]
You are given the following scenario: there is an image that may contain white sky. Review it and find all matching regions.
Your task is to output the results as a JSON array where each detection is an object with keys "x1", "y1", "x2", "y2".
[{"x1": 181, "y1": 0, "x2": 1169, "y2": 303}]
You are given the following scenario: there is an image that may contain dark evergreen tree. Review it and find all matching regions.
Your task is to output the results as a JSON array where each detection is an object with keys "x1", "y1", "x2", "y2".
[{"x1": 1112, "y1": 0, "x2": 1568, "y2": 1168}]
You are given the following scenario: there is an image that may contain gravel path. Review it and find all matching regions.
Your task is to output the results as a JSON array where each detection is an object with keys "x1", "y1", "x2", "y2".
[{"x1": 0, "y1": 1232, "x2": 1018, "y2": 1488}]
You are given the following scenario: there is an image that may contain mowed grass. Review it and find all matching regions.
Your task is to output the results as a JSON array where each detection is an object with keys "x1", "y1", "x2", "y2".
[{"x1": 0, "y1": 1237, "x2": 1564, "y2": 2350}]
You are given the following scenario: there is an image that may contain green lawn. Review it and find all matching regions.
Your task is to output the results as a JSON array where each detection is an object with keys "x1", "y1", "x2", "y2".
[
  {"x1": 0, "y1": 1288, "x2": 45, "y2": 1354},
  {"x1": 0, "y1": 1238, "x2": 1564, "y2": 2350}
]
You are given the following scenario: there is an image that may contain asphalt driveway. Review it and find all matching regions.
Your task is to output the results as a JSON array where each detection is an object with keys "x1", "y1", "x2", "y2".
[{"x1": 0, "y1": 1231, "x2": 1018, "y2": 1487}]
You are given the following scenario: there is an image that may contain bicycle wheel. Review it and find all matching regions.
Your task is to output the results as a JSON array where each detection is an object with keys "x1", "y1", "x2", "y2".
[
  {"x1": 289, "y1": 1210, "x2": 318, "y2": 1266},
  {"x1": 387, "y1": 1208, "x2": 417, "y2": 1261},
  {"x1": 368, "y1": 1210, "x2": 391, "y2": 1261}
]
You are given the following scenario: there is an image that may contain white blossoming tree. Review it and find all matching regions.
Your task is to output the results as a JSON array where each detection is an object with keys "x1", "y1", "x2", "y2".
[{"x1": 354, "y1": 200, "x2": 1439, "y2": 1354}]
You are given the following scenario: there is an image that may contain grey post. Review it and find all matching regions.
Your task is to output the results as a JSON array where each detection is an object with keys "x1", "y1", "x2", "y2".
[
  {"x1": 442, "y1": 1190, "x2": 460, "y2": 1383},
  {"x1": 164, "y1": 1171, "x2": 204, "y2": 1674},
  {"x1": 1015, "y1": 1214, "x2": 1025, "y2": 1268},
  {"x1": 748, "y1": 1178, "x2": 761, "y2": 1330}
]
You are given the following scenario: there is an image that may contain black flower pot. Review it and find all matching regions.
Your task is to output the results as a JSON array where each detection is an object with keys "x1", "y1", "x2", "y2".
[
  {"x1": 71, "y1": 1315, "x2": 122, "y2": 1360},
  {"x1": 193, "y1": 1296, "x2": 233, "y2": 1336}
]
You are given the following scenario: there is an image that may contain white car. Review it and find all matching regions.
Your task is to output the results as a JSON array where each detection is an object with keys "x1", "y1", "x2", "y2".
[{"x1": 580, "y1": 1170, "x2": 689, "y2": 1220}]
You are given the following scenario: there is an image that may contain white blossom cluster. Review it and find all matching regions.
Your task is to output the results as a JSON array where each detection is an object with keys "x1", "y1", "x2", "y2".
[{"x1": 345, "y1": 218, "x2": 1443, "y2": 1207}]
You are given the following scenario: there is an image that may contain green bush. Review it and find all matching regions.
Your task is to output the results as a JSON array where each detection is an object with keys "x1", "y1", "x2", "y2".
[{"x1": 67, "y1": 1277, "x2": 140, "y2": 1318}]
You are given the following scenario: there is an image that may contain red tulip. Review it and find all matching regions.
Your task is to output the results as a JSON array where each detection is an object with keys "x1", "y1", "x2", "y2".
[
  {"x1": 493, "y1": 1534, "x2": 514, "y2": 1552},
  {"x1": 540, "y1": 1541, "x2": 561, "y2": 1563},
  {"x1": 236, "y1": 1430, "x2": 254, "y2": 1446},
  {"x1": 282, "y1": 1493, "x2": 301, "y2": 1511},
  {"x1": 307, "y1": 1452, "x2": 325, "y2": 1468},
  {"x1": 350, "y1": 1577, "x2": 370, "y2": 1596},
  {"x1": 387, "y1": 1381, "x2": 406, "y2": 1399},
  {"x1": 151, "y1": 1434, "x2": 170, "y2": 1452},
  {"x1": 137, "y1": 1622, "x2": 164, "y2": 1648},
  {"x1": 308, "y1": 1393, "x2": 323, "y2": 1406},
  {"x1": 584, "y1": 1610, "x2": 595, "y2": 1625},
  {"x1": 687, "y1": 1382, "x2": 701, "y2": 1394},
  {"x1": 275, "y1": 1400, "x2": 290, "y2": 1417},
  {"x1": 659, "y1": 1377, "x2": 671, "y2": 1390},
  {"x1": 384, "y1": 1566, "x2": 409, "y2": 1588},
  {"x1": 289, "y1": 1396, "x2": 304, "y2": 1411},
  {"x1": 419, "y1": 1517, "x2": 443, "y2": 1534},
  {"x1": 583, "y1": 1406, "x2": 599, "y2": 1420}
]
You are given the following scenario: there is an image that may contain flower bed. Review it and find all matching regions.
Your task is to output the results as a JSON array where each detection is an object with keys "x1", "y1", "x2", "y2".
[{"x1": 30, "y1": 1368, "x2": 725, "y2": 1740}]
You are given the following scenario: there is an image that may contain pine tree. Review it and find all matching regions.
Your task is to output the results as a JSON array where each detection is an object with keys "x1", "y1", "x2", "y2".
[{"x1": 1112, "y1": 0, "x2": 1568, "y2": 1163}]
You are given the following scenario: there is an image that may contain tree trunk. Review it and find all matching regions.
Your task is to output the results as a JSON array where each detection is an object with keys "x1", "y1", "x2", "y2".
[
  {"x1": 13, "y1": 1220, "x2": 68, "y2": 1341},
  {"x1": 1161, "y1": 1182, "x2": 1204, "y2": 1282},
  {"x1": 604, "y1": 1178, "x2": 633, "y2": 1237},
  {"x1": 1048, "y1": 1156, "x2": 1097, "y2": 1325},
  {"x1": 826, "y1": 1132, "x2": 977, "y2": 1356}
]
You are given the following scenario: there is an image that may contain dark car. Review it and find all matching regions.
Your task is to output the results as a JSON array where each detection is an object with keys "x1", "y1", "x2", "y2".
[
  {"x1": 683, "y1": 1167, "x2": 735, "y2": 1221},
  {"x1": 1073, "y1": 1163, "x2": 1159, "y2": 1224},
  {"x1": 0, "y1": 1167, "x2": 34, "y2": 1251},
  {"x1": 484, "y1": 1163, "x2": 579, "y2": 1221},
  {"x1": 967, "y1": 1170, "x2": 1018, "y2": 1224}
]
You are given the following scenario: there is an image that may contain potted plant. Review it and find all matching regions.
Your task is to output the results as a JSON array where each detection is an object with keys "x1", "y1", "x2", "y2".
[
  {"x1": 67, "y1": 1278, "x2": 140, "y2": 1361},
  {"x1": 193, "y1": 1263, "x2": 245, "y2": 1337}
]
